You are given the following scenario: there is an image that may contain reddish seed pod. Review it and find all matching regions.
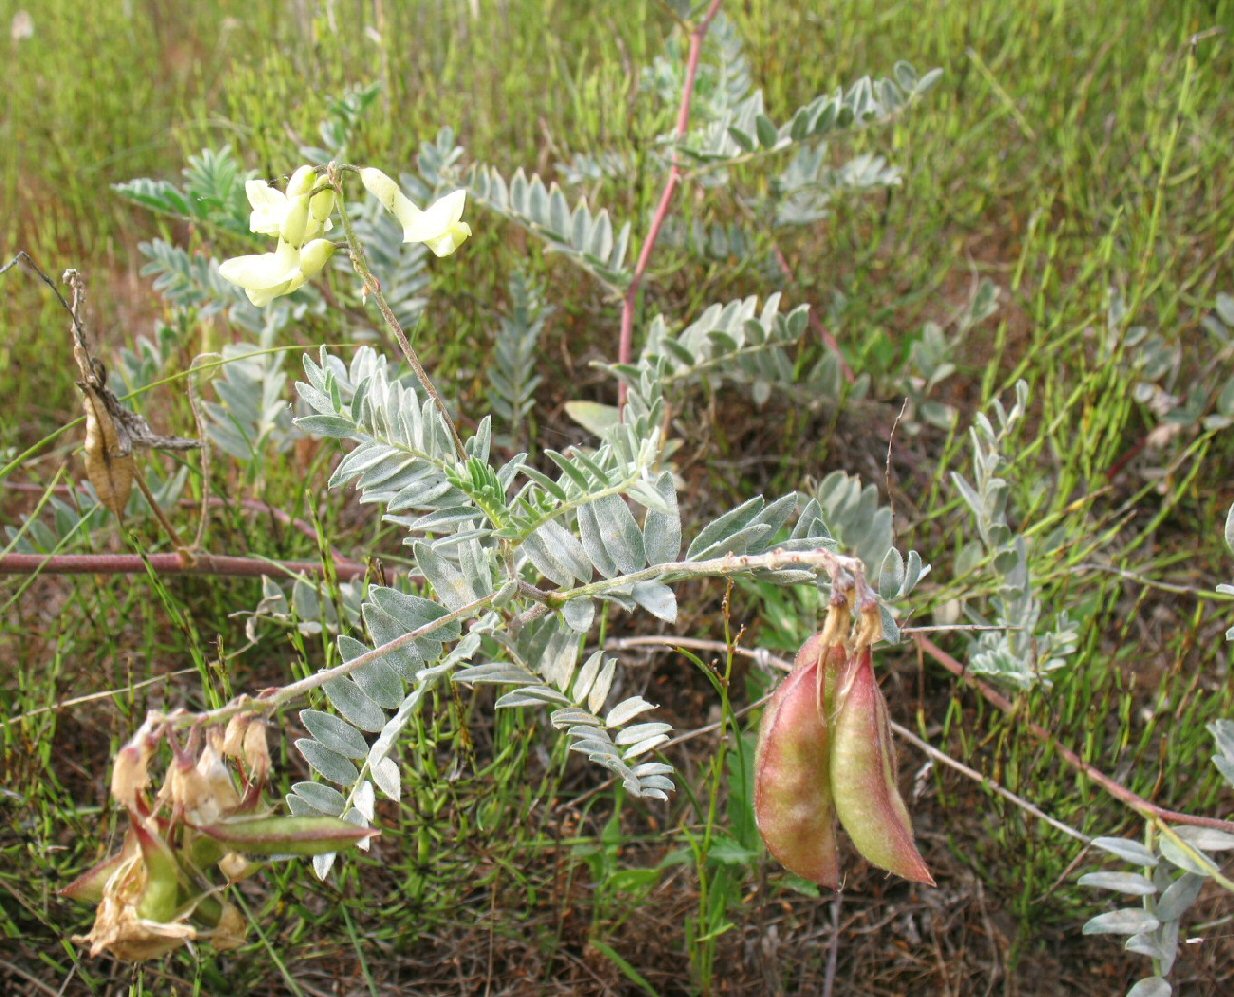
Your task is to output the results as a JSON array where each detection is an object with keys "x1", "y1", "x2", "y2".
[
  {"x1": 831, "y1": 648, "x2": 934, "y2": 885},
  {"x1": 754, "y1": 634, "x2": 845, "y2": 888}
]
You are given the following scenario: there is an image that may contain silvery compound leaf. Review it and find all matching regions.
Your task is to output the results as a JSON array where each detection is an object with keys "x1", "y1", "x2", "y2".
[
  {"x1": 1078, "y1": 871, "x2": 1157, "y2": 895},
  {"x1": 627, "y1": 476, "x2": 672, "y2": 516},
  {"x1": 1155, "y1": 872, "x2": 1206, "y2": 921},
  {"x1": 594, "y1": 494, "x2": 647, "y2": 575},
  {"x1": 369, "y1": 587, "x2": 460, "y2": 646},
  {"x1": 1082, "y1": 908, "x2": 1160, "y2": 936},
  {"x1": 1157, "y1": 833, "x2": 1220, "y2": 876},
  {"x1": 587, "y1": 657, "x2": 617, "y2": 713},
  {"x1": 286, "y1": 795, "x2": 315, "y2": 817},
  {"x1": 296, "y1": 739, "x2": 361, "y2": 786},
  {"x1": 524, "y1": 518, "x2": 591, "y2": 586},
  {"x1": 615, "y1": 722, "x2": 672, "y2": 747},
  {"x1": 323, "y1": 677, "x2": 387, "y2": 733},
  {"x1": 606, "y1": 696, "x2": 657, "y2": 728},
  {"x1": 413, "y1": 541, "x2": 478, "y2": 611},
  {"x1": 562, "y1": 598, "x2": 595, "y2": 633},
  {"x1": 577, "y1": 502, "x2": 618, "y2": 578},
  {"x1": 550, "y1": 708, "x2": 601, "y2": 728},
  {"x1": 904, "y1": 549, "x2": 928, "y2": 592},
  {"x1": 1156, "y1": 918, "x2": 1180, "y2": 977},
  {"x1": 338, "y1": 636, "x2": 404, "y2": 709},
  {"x1": 290, "y1": 781, "x2": 346, "y2": 816},
  {"x1": 1124, "y1": 931, "x2": 1168, "y2": 963},
  {"x1": 686, "y1": 496, "x2": 764, "y2": 561},
  {"x1": 879, "y1": 547, "x2": 905, "y2": 600},
  {"x1": 1210, "y1": 718, "x2": 1234, "y2": 756},
  {"x1": 623, "y1": 733, "x2": 670, "y2": 759},
  {"x1": 571, "y1": 650, "x2": 606, "y2": 704},
  {"x1": 300, "y1": 709, "x2": 369, "y2": 759},
  {"x1": 1209, "y1": 719, "x2": 1234, "y2": 784},
  {"x1": 562, "y1": 401, "x2": 619, "y2": 439},
  {"x1": 361, "y1": 604, "x2": 423, "y2": 678},
  {"x1": 353, "y1": 780, "x2": 376, "y2": 823},
  {"x1": 454, "y1": 661, "x2": 536, "y2": 685},
  {"x1": 371, "y1": 755, "x2": 401, "y2": 802},
  {"x1": 632, "y1": 581, "x2": 677, "y2": 622},
  {"x1": 496, "y1": 687, "x2": 571, "y2": 709},
  {"x1": 1091, "y1": 837, "x2": 1159, "y2": 867},
  {"x1": 1169, "y1": 825, "x2": 1234, "y2": 852},
  {"x1": 880, "y1": 605, "x2": 901, "y2": 644}
]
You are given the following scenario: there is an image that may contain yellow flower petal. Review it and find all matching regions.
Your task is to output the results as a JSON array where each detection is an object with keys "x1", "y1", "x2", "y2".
[{"x1": 401, "y1": 189, "x2": 467, "y2": 245}]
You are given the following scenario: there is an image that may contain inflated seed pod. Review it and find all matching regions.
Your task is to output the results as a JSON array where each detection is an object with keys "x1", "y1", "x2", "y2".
[
  {"x1": 831, "y1": 648, "x2": 934, "y2": 885},
  {"x1": 754, "y1": 633, "x2": 844, "y2": 888}
]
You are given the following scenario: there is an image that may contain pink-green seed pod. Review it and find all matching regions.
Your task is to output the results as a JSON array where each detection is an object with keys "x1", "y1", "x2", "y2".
[
  {"x1": 754, "y1": 634, "x2": 844, "y2": 888},
  {"x1": 831, "y1": 649, "x2": 934, "y2": 885},
  {"x1": 193, "y1": 814, "x2": 378, "y2": 857}
]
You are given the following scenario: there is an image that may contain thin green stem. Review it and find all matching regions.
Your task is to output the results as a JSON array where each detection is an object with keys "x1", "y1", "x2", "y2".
[{"x1": 327, "y1": 164, "x2": 467, "y2": 461}]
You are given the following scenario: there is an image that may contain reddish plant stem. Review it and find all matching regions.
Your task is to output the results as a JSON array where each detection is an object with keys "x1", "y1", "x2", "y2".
[
  {"x1": 617, "y1": 0, "x2": 726, "y2": 411},
  {"x1": 916, "y1": 634, "x2": 1234, "y2": 835},
  {"x1": 0, "y1": 552, "x2": 368, "y2": 581}
]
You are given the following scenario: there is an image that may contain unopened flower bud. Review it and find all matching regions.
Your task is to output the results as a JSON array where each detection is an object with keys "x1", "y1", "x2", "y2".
[
  {"x1": 279, "y1": 196, "x2": 311, "y2": 247},
  {"x1": 297, "y1": 238, "x2": 335, "y2": 278},
  {"x1": 284, "y1": 165, "x2": 317, "y2": 199},
  {"x1": 218, "y1": 852, "x2": 252, "y2": 882}
]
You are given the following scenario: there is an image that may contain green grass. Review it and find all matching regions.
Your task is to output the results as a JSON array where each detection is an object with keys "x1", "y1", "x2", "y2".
[{"x1": 3, "y1": 0, "x2": 1234, "y2": 993}]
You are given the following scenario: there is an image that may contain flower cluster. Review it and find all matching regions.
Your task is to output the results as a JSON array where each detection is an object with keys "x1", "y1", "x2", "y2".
[
  {"x1": 219, "y1": 166, "x2": 337, "y2": 307},
  {"x1": 755, "y1": 600, "x2": 934, "y2": 888},
  {"x1": 218, "y1": 164, "x2": 472, "y2": 307},
  {"x1": 63, "y1": 716, "x2": 374, "y2": 961}
]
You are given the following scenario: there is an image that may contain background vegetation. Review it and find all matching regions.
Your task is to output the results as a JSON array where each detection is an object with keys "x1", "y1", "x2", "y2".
[{"x1": 2, "y1": 0, "x2": 1233, "y2": 993}]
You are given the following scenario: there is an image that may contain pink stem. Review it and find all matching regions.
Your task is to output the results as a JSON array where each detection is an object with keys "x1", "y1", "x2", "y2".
[{"x1": 617, "y1": 0, "x2": 726, "y2": 411}]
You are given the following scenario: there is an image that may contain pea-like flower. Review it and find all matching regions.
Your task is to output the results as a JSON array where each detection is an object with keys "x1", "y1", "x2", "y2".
[
  {"x1": 221, "y1": 165, "x2": 338, "y2": 307},
  {"x1": 218, "y1": 237, "x2": 336, "y2": 308},
  {"x1": 245, "y1": 165, "x2": 333, "y2": 243},
  {"x1": 360, "y1": 168, "x2": 472, "y2": 257}
]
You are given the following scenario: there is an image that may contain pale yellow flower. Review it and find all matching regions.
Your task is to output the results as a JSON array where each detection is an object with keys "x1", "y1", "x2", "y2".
[{"x1": 360, "y1": 167, "x2": 471, "y2": 257}]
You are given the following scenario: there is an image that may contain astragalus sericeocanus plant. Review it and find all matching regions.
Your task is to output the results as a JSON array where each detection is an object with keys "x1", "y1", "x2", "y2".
[
  {"x1": 756, "y1": 568, "x2": 933, "y2": 887},
  {"x1": 60, "y1": 11, "x2": 950, "y2": 963}
]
